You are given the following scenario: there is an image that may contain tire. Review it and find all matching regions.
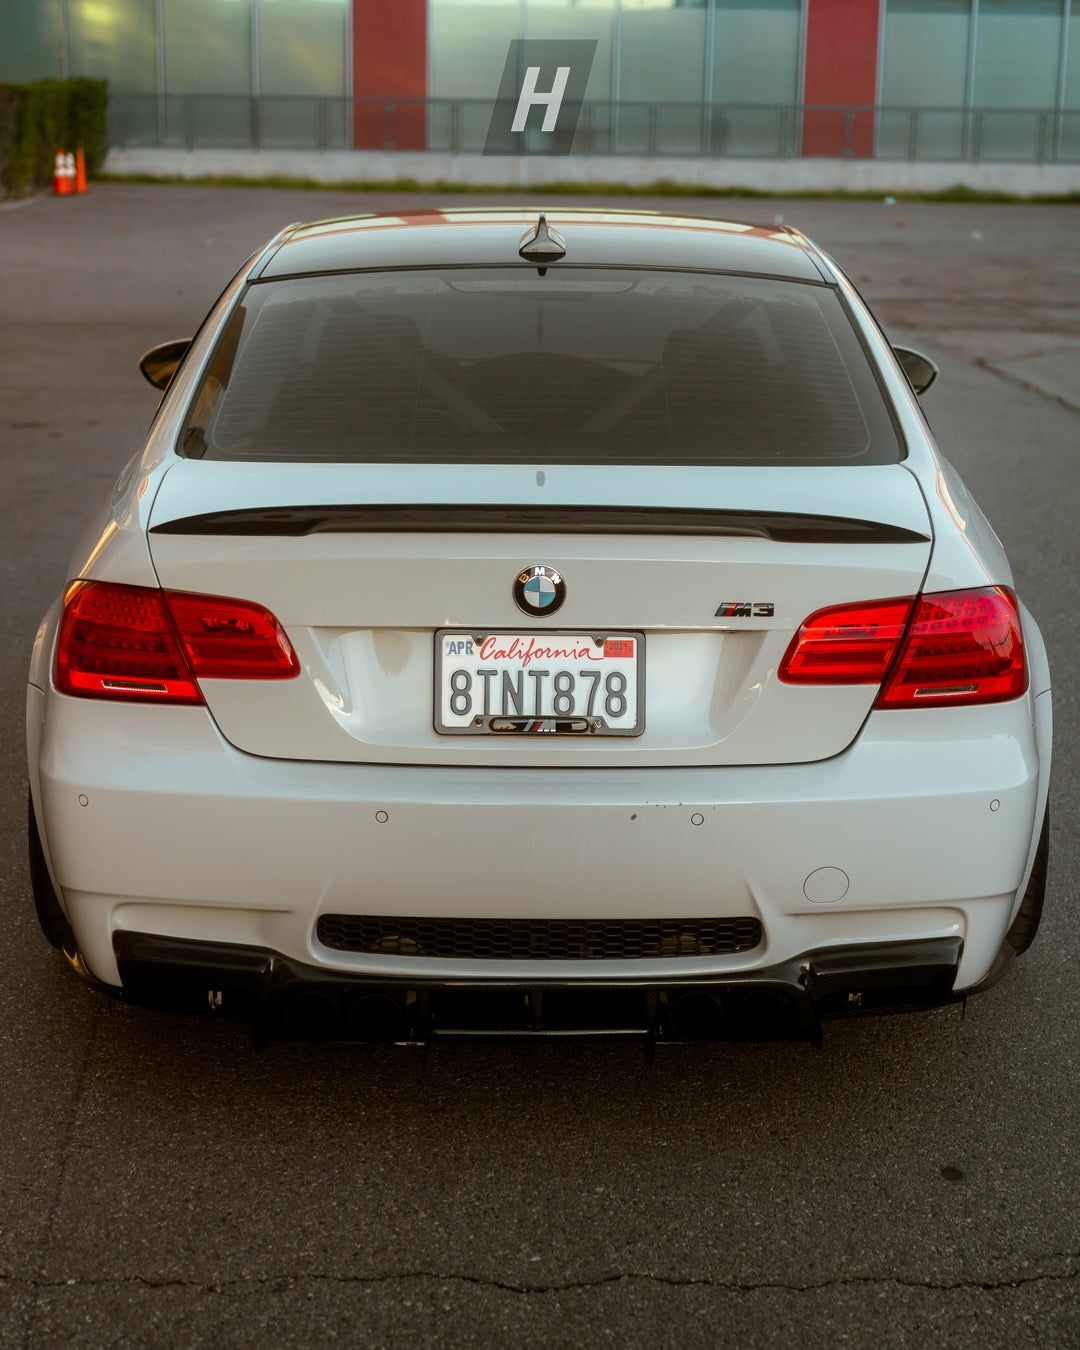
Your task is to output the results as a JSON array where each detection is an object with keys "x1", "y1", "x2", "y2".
[
  {"x1": 27, "y1": 793, "x2": 75, "y2": 952},
  {"x1": 1006, "y1": 801, "x2": 1050, "y2": 957}
]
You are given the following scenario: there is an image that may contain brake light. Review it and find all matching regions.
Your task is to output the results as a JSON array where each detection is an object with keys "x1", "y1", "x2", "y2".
[
  {"x1": 876, "y1": 586, "x2": 1026, "y2": 708},
  {"x1": 55, "y1": 581, "x2": 298, "y2": 703},
  {"x1": 779, "y1": 597, "x2": 913, "y2": 684},
  {"x1": 56, "y1": 581, "x2": 203, "y2": 702}
]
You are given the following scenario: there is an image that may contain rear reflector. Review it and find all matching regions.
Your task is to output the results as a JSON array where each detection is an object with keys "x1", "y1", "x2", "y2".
[
  {"x1": 55, "y1": 580, "x2": 298, "y2": 703},
  {"x1": 876, "y1": 586, "x2": 1026, "y2": 708},
  {"x1": 779, "y1": 597, "x2": 913, "y2": 685}
]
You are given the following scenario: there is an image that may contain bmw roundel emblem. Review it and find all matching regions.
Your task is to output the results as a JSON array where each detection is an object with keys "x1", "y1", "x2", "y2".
[{"x1": 513, "y1": 564, "x2": 566, "y2": 618}]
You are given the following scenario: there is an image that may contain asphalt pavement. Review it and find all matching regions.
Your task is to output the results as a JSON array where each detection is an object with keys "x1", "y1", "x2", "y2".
[{"x1": 1, "y1": 184, "x2": 1078, "y2": 1348}]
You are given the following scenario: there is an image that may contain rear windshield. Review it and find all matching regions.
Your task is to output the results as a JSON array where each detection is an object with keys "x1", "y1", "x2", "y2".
[{"x1": 180, "y1": 268, "x2": 901, "y2": 466}]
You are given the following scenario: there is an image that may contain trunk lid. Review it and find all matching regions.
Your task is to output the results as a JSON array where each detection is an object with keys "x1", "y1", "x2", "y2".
[{"x1": 147, "y1": 461, "x2": 931, "y2": 767}]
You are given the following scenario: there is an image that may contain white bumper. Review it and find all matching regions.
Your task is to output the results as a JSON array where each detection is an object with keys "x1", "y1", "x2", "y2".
[{"x1": 28, "y1": 685, "x2": 1049, "y2": 993}]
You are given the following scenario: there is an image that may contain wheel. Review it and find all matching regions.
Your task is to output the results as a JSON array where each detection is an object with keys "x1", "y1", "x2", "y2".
[
  {"x1": 1006, "y1": 801, "x2": 1050, "y2": 957},
  {"x1": 27, "y1": 793, "x2": 75, "y2": 952}
]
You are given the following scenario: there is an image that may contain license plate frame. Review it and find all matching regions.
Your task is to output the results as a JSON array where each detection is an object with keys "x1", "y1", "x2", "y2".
[{"x1": 434, "y1": 629, "x2": 645, "y2": 737}]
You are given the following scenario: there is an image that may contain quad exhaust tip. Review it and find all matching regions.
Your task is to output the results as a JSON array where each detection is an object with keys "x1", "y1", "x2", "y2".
[
  {"x1": 283, "y1": 989, "x2": 338, "y2": 1040},
  {"x1": 346, "y1": 992, "x2": 403, "y2": 1042},
  {"x1": 667, "y1": 991, "x2": 726, "y2": 1040}
]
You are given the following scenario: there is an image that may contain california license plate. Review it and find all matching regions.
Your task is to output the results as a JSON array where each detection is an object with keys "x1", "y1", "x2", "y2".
[{"x1": 435, "y1": 630, "x2": 644, "y2": 736}]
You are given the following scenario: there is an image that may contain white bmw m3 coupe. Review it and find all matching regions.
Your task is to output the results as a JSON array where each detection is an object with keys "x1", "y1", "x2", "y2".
[{"x1": 26, "y1": 208, "x2": 1052, "y2": 1044}]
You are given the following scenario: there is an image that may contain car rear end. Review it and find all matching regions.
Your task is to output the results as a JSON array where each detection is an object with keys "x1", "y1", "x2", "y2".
[{"x1": 27, "y1": 211, "x2": 1051, "y2": 1042}]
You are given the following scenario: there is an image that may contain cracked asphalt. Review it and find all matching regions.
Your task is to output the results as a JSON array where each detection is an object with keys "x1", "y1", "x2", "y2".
[{"x1": 1, "y1": 185, "x2": 1078, "y2": 1348}]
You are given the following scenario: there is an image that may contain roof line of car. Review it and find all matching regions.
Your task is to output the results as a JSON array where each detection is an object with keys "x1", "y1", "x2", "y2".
[
  {"x1": 779, "y1": 225, "x2": 837, "y2": 284},
  {"x1": 244, "y1": 261, "x2": 836, "y2": 287},
  {"x1": 245, "y1": 213, "x2": 832, "y2": 285},
  {"x1": 287, "y1": 204, "x2": 795, "y2": 229},
  {"x1": 247, "y1": 221, "x2": 305, "y2": 281}
]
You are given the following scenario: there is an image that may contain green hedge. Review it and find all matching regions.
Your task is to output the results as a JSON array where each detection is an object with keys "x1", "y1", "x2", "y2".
[{"x1": 0, "y1": 78, "x2": 108, "y2": 196}]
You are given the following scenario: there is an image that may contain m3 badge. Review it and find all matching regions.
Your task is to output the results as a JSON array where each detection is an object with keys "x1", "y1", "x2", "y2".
[{"x1": 715, "y1": 601, "x2": 775, "y2": 618}]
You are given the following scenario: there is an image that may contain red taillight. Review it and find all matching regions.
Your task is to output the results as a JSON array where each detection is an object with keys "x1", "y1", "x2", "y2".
[
  {"x1": 55, "y1": 581, "x2": 298, "y2": 703},
  {"x1": 778, "y1": 586, "x2": 1027, "y2": 708},
  {"x1": 164, "y1": 591, "x2": 300, "y2": 679},
  {"x1": 56, "y1": 581, "x2": 204, "y2": 703},
  {"x1": 876, "y1": 586, "x2": 1026, "y2": 708},
  {"x1": 779, "y1": 597, "x2": 913, "y2": 685}
]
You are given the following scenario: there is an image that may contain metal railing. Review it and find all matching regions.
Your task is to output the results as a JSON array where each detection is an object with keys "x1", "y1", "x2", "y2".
[{"x1": 107, "y1": 94, "x2": 1080, "y2": 164}]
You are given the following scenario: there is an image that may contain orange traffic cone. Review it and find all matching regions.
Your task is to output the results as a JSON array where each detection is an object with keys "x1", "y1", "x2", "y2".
[
  {"x1": 74, "y1": 147, "x2": 88, "y2": 194},
  {"x1": 53, "y1": 149, "x2": 72, "y2": 196}
]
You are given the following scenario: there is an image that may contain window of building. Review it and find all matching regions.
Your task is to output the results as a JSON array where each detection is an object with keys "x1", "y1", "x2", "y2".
[
  {"x1": 429, "y1": 1, "x2": 525, "y2": 151},
  {"x1": 1062, "y1": 0, "x2": 1080, "y2": 157},
  {"x1": 69, "y1": 0, "x2": 158, "y2": 91},
  {"x1": 618, "y1": 1, "x2": 708, "y2": 155},
  {"x1": 258, "y1": 0, "x2": 349, "y2": 145},
  {"x1": 0, "y1": 0, "x2": 63, "y2": 82},
  {"x1": 879, "y1": 0, "x2": 972, "y2": 158},
  {"x1": 712, "y1": 0, "x2": 802, "y2": 156},
  {"x1": 162, "y1": 0, "x2": 252, "y2": 147},
  {"x1": 973, "y1": 0, "x2": 1064, "y2": 160},
  {"x1": 70, "y1": 0, "x2": 158, "y2": 144}
]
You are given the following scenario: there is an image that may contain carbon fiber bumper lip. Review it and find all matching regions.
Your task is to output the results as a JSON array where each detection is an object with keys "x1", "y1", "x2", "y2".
[{"x1": 111, "y1": 930, "x2": 967, "y2": 1041}]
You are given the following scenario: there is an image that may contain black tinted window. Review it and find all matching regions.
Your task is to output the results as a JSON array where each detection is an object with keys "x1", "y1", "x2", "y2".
[{"x1": 181, "y1": 269, "x2": 900, "y2": 466}]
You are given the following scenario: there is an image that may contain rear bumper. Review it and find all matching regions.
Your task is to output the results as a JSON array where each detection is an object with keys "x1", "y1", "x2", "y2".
[
  {"x1": 28, "y1": 684, "x2": 1050, "y2": 995},
  {"x1": 113, "y1": 929, "x2": 967, "y2": 1043}
]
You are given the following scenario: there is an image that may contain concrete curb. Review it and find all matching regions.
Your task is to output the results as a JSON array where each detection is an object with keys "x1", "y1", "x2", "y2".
[{"x1": 103, "y1": 147, "x2": 1080, "y2": 196}]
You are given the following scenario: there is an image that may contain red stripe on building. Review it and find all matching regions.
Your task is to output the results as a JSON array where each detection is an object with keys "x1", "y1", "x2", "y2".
[
  {"x1": 352, "y1": 0, "x2": 427, "y2": 150},
  {"x1": 801, "y1": 0, "x2": 880, "y2": 157}
]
